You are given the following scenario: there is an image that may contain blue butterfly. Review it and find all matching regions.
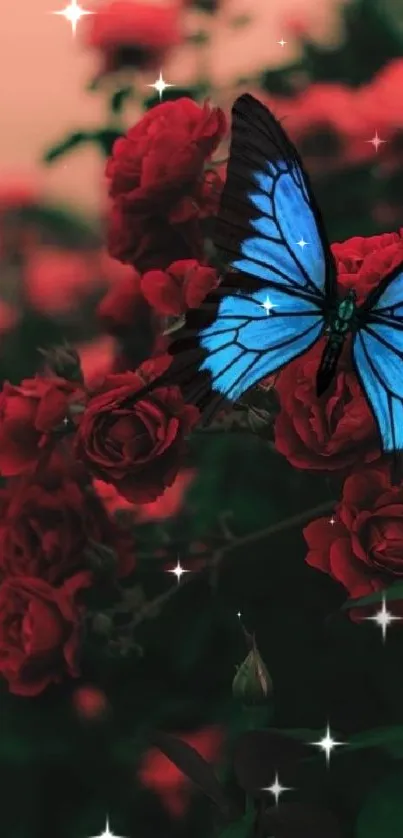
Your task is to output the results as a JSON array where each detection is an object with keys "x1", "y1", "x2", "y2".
[{"x1": 167, "y1": 93, "x2": 403, "y2": 460}]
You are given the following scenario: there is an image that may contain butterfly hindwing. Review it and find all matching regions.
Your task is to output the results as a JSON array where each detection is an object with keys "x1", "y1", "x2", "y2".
[
  {"x1": 169, "y1": 93, "x2": 334, "y2": 421},
  {"x1": 353, "y1": 263, "x2": 403, "y2": 451}
]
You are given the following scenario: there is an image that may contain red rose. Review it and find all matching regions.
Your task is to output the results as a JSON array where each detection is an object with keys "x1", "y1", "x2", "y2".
[
  {"x1": 0, "y1": 572, "x2": 91, "y2": 696},
  {"x1": 0, "y1": 467, "x2": 135, "y2": 584},
  {"x1": 0, "y1": 376, "x2": 85, "y2": 477},
  {"x1": 141, "y1": 259, "x2": 219, "y2": 316},
  {"x1": 97, "y1": 267, "x2": 145, "y2": 332},
  {"x1": 274, "y1": 338, "x2": 379, "y2": 471},
  {"x1": 304, "y1": 464, "x2": 403, "y2": 613},
  {"x1": 24, "y1": 248, "x2": 99, "y2": 314},
  {"x1": 332, "y1": 229, "x2": 403, "y2": 303},
  {"x1": 274, "y1": 231, "x2": 403, "y2": 471},
  {"x1": 106, "y1": 98, "x2": 227, "y2": 270},
  {"x1": 75, "y1": 356, "x2": 199, "y2": 503},
  {"x1": 83, "y1": 1, "x2": 181, "y2": 74}
]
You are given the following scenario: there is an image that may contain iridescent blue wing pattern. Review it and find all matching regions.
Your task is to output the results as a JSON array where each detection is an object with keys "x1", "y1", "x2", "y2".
[
  {"x1": 353, "y1": 262, "x2": 403, "y2": 452},
  {"x1": 168, "y1": 93, "x2": 336, "y2": 422}
]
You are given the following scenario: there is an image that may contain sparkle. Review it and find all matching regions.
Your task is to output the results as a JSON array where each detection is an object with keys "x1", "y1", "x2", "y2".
[
  {"x1": 364, "y1": 594, "x2": 401, "y2": 641},
  {"x1": 261, "y1": 772, "x2": 292, "y2": 805},
  {"x1": 310, "y1": 724, "x2": 344, "y2": 766},
  {"x1": 278, "y1": 39, "x2": 287, "y2": 47},
  {"x1": 51, "y1": 0, "x2": 92, "y2": 35},
  {"x1": 147, "y1": 71, "x2": 175, "y2": 101},
  {"x1": 88, "y1": 817, "x2": 127, "y2": 838},
  {"x1": 366, "y1": 131, "x2": 386, "y2": 152},
  {"x1": 297, "y1": 238, "x2": 308, "y2": 248},
  {"x1": 329, "y1": 516, "x2": 336, "y2": 525},
  {"x1": 237, "y1": 611, "x2": 242, "y2": 619},
  {"x1": 261, "y1": 295, "x2": 277, "y2": 315},
  {"x1": 167, "y1": 560, "x2": 189, "y2": 584}
]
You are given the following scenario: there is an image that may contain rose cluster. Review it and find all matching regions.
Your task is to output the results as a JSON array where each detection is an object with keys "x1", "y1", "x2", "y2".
[
  {"x1": 0, "y1": 98, "x2": 224, "y2": 696},
  {"x1": 2, "y1": 89, "x2": 403, "y2": 698}
]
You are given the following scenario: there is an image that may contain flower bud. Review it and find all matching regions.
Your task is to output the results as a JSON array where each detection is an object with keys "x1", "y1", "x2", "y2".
[{"x1": 232, "y1": 641, "x2": 273, "y2": 706}]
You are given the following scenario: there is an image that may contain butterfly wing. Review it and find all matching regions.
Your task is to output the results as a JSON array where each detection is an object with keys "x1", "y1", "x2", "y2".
[
  {"x1": 168, "y1": 93, "x2": 336, "y2": 421},
  {"x1": 353, "y1": 262, "x2": 403, "y2": 452}
]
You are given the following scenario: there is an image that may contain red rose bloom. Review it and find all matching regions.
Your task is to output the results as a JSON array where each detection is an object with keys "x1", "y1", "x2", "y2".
[
  {"x1": 274, "y1": 231, "x2": 403, "y2": 471},
  {"x1": 75, "y1": 356, "x2": 199, "y2": 503},
  {"x1": 0, "y1": 572, "x2": 91, "y2": 696},
  {"x1": 97, "y1": 267, "x2": 145, "y2": 333},
  {"x1": 0, "y1": 467, "x2": 135, "y2": 584},
  {"x1": 0, "y1": 376, "x2": 85, "y2": 477},
  {"x1": 141, "y1": 259, "x2": 219, "y2": 316},
  {"x1": 106, "y1": 98, "x2": 227, "y2": 270},
  {"x1": 332, "y1": 229, "x2": 403, "y2": 304},
  {"x1": 274, "y1": 338, "x2": 379, "y2": 471},
  {"x1": 304, "y1": 464, "x2": 403, "y2": 613},
  {"x1": 84, "y1": 1, "x2": 181, "y2": 74}
]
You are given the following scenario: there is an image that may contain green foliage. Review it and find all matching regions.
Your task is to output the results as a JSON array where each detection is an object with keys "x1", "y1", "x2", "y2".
[
  {"x1": 356, "y1": 771, "x2": 403, "y2": 837},
  {"x1": 43, "y1": 128, "x2": 123, "y2": 164}
]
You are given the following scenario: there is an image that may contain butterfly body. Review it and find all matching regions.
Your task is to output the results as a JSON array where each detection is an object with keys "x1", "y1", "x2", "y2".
[{"x1": 316, "y1": 288, "x2": 358, "y2": 395}]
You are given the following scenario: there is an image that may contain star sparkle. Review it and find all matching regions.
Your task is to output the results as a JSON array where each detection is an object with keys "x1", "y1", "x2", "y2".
[
  {"x1": 261, "y1": 772, "x2": 292, "y2": 805},
  {"x1": 310, "y1": 724, "x2": 344, "y2": 766},
  {"x1": 297, "y1": 237, "x2": 308, "y2": 248},
  {"x1": 261, "y1": 295, "x2": 277, "y2": 315},
  {"x1": 364, "y1": 594, "x2": 401, "y2": 641},
  {"x1": 278, "y1": 39, "x2": 287, "y2": 47},
  {"x1": 88, "y1": 817, "x2": 127, "y2": 838},
  {"x1": 51, "y1": 0, "x2": 92, "y2": 35},
  {"x1": 147, "y1": 71, "x2": 175, "y2": 101},
  {"x1": 365, "y1": 131, "x2": 386, "y2": 152},
  {"x1": 329, "y1": 516, "x2": 336, "y2": 525},
  {"x1": 167, "y1": 559, "x2": 189, "y2": 584}
]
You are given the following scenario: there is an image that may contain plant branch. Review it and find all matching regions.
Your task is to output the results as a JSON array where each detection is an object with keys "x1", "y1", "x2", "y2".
[{"x1": 130, "y1": 499, "x2": 336, "y2": 629}]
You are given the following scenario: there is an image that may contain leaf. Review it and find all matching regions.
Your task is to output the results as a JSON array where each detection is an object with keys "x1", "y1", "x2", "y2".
[
  {"x1": 228, "y1": 14, "x2": 253, "y2": 27},
  {"x1": 43, "y1": 128, "x2": 123, "y2": 164},
  {"x1": 233, "y1": 730, "x2": 314, "y2": 795},
  {"x1": 262, "y1": 802, "x2": 343, "y2": 838},
  {"x1": 186, "y1": 30, "x2": 210, "y2": 45},
  {"x1": 91, "y1": 129, "x2": 123, "y2": 157},
  {"x1": 43, "y1": 131, "x2": 92, "y2": 163},
  {"x1": 342, "y1": 726, "x2": 403, "y2": 757},
  {"x1": 109, "y1": 86, "x2": 134, "y2": 115},
  {"x1": 149, "y1": 731, "x2": 240, "y2": 819},
  {"x1": 356, "y1": 770, "x2": 403, "y2": 837},
  {"x1": 342, "y1": 581, "x2": 403, "y2": 610},
  {"x1": 217, "y1": 809, "x2": 254, "y2": 838},
  {"x1": 163, "y1": 315, "x2": 186, "y2": 335}
]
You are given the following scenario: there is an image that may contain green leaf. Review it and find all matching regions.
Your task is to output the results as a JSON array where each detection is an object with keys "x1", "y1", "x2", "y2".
[
  {"x1": 186, "y1": 30, "x2": 210, "y2": 45},
  {"x1": 109, "y1": 86, "x2": 134, "y2": 115},
  {"x1": 217, "y1": 809, "x2": 254, "y2": 838},
  {"x1": 91, "y1": 128, "x2": 123, "y2": 157},
  {"x1": 356, "y1": 770, "x2": 403, "y2": 837},
  {"x1": 228, "y1": 14, "x2": 252, "y2": 27},
  {"x1": 42, "y1": 131, "x2": 92, "y2": 163},
  {"x1": 342, "y1": 581, "x2": 403, "y2": 610}
]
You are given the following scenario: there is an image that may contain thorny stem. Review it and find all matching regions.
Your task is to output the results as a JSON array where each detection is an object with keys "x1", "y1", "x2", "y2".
[{"x1": 129, "y1": 499, "x2": 336, "y2": 630}]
